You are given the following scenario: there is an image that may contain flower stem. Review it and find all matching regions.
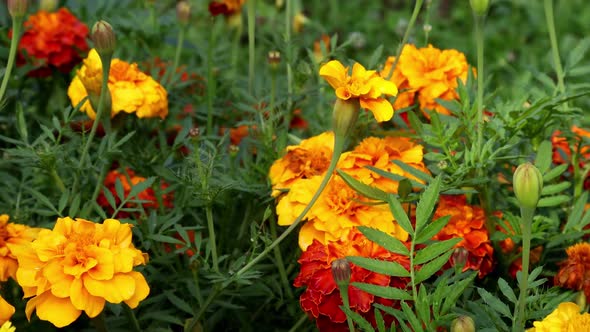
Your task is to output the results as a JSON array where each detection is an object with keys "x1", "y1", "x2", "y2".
[
  {"x1": 269, "y1": 216, "x2": 294, "y2": 299},
  {"x1": 206, "y1": 204, "x2": 219, "y2": 273},
  {"x1": 287, "y1": 314, "x2": 308, "y2": 332},
  {"x1": 285, "y1": 0, "x2": 293, "y2": 110},
  {"x1": 247, "y1": 0, "x2": 256, "y2": 94},
  {"x1": 50, "y1": 168, "x2": 66, "y2": 194},
  {"x1": 0, "y1": 17, "x2": 23, "y2": 105},
  {"x1": 515, "y1": 206, "x2": 534, "y2": 332},
  {"x1": 206, "y1": 18, "x2": 216, "y2": 135},
  {"x1": 386, "y1": 0, "x2": 423, "y2": 80},
  {"x1": 91, "y1": 312, "x2": 109, "y2": 332},
  {"x1": 170, "y1": 25, "x2": 186, "y2": 86},
  {"x1": 543, "y1": 0, "x2": 565, "y2": 95},
  {"x1": 474, "y1": 13, "x2": 485, "y2": 160},
  {"x1": 338, "y1": 282, "x2": 355, "y2": 332},
  {"x1": 423, "y1": 0, "x2": 432, "y2": 45},
  {"x1": 123, "y1": 304, "x2": 142, "y2": 332}
]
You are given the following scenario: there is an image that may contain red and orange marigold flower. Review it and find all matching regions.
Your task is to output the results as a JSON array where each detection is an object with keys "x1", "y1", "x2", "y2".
[
  {"x1": 294, "y1": 229, "x2": 410, "y2": 332},
  {"x1": 0, "y1": 214, "x2": 40, "y2": 282},
  {"x1": 14, "y1": 8, "x2": 89, "y2": 77},
  {"x1": 209, "y1": 0, "x2": 246, "y2": 16},
  {"x1": 9, "y1": 217, "x2": 150, "y2": 328},
  {"x1": 432, "y1": 195, "x2": 494, "y2": 277},
  {"x1": 551, "y1": 126, "x2": 590, "y2": 189},
  {"x1": 555, "y1": 242, "x2": 590, "y2": 297}
]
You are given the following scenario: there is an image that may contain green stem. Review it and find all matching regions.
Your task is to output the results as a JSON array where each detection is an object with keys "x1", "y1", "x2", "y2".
[
  {"x1": 338, "y1": 282, "x2": 355, "y2": 332},
  {"x1": 269, "y1": 216, "x2": 294, "y2": 299},
  {"x1": 231, "y1": 24, "x2": 242, "y2": 78},
  {"x1": 190, "y1": 287, "x2": 221, "y2": 328},
  {"x1": 247, "y1": 0, "x2": 256, "y2": 94},
  {"x1": 206, "y1": 18, "x2": 216, "y2": 135},
  {"x1": 287, "y1": 315, "x2": 308, "y2": 332},
  {"x1": 515, "y1": 206, "x2": 534, "y2": 331},
  {"x1": 170, "y1": 25, "x2": 186, "y2": 85},
  {"x1": 475, "y1": 14, "x2": 485, "y2": 159},
  {"x1": 206, "y1": 204, "x2": 219, "y2": 273},
  {"x1": 123, "y1": 304, "x2": 142, "y2": 332},
  {"x1": 0, "y1": 17, "x2": 23, "y2": 105},
  {"x1": 50, "y1": 169, "x2": 66, "y2": 194},
  {"x1": 423, "y1": 0, "x2": 432, "y2": 45},
  {"x1": 91, "y1": 312, "x2": 109, "y2": 332},
  {"x1": 386, "y1": 0, "x2": 423, "y2": 80},
  {"x1": 409, "y1": 231, "x2": 419, "y2": 305},
  {"x1": 543, "y1": 0, "x2": 565, "y2": 95},
  {"x1": 285, "y1": 0, "x2": 293, "y2": 110}
]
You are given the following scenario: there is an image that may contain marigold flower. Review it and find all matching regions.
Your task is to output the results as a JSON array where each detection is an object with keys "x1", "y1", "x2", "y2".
[
  {"x1": 208, "y1": 0, "x2": 245, "y2": 16},
  {"x1": 0, "y1": 214, "x2": 40, "y2": 282},
  {"x1": 9, "y1": 217, "x2": 150, "y2": 328},
  {"x1": 320, "y1": 60, "x2": 398, "y2": 122},
  {"x1": 294, "y1": 229, "x2": 410, "y2": 331},
  {"x1": 555, "y1": 242, "x2": 590, "y2": 298},
  {"x1": 97, "y1": 168, "x2": 174, "y2": 219},
  {"x1": 551, "y1": 126, "x2": 590, "y2": 189},
  {"x1": 269, "y1": 132, "x2": 335, "y2": 197},
  {"x1": 14, "y1": 8, "x2": 89, "y2": 77},
  {"x1": 0, "y1": 296, "x2": 15, "y2": 326},
  {"x1": 68, "y1": 49, "x2": 168, "y2": 120},
  {"x1": 432, "y1": 195, "x2": 494, "y2": 277},
  {"x1": 527, "y1": 302, "x2": 590, "y2": 332}
]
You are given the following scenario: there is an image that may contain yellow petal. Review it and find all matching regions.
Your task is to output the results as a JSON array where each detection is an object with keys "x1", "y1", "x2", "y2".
[
  {"x1": 351, "y1": 62, "x2": 369, "y2": 78},
  {"x1": 123, "y1": 271, "x2": 150, "y2": 309},
  {"x1": 360, "y1": 98, "x2": 394, "y2": 122},
  {"x1": 298, "y1": 220, "x2": 324, "y2": 251},
  {"x1": 70, "y1": 278, "x2": 105, "y2": 318},
  {"x1": 86, "y1": 246, "x2": 115, "y2": 280},
  {"x1": 83, "y1": 273, "x2": 135, "y2": 303},
  {"x1": 30, "y1": 291, "x2": 81, "y2": 328},
  {"x1": 0, "y1": 296, "x2": 14, "y2": 325},
  {"x1": 319, "y1": 60, "x2": 348, "y2": 90},
  {"x1": 335, "y1": 87, "x2": 352, "y2": 100}
]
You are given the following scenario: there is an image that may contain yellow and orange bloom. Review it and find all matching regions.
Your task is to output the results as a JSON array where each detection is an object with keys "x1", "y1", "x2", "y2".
[
  {"x1": 527, "y1": 302, "x2": 590, "y2": 332},
  {"x1": 68, "y1": 49, "x2": 168, "y2": 120},
  {"x1": 10, "y1": 217, "x2": 150, "y2": 328},
  {"x1": 0, "y1": 214, "x2": 40, "y2": 282},
  {"x1": 555, "y1": 242, "x2": 590, "y2": 297},
  {"x1": 320, "y1": 60, "x2": 398, "y2": 122}
]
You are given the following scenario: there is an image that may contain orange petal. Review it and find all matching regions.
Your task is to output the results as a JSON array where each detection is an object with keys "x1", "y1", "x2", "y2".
[
  {"x1": 83, "y1": 273, "x2": 135, "y2": 303},
  {"x1": 123, "y1": 271, "x2": 150, "y2": 309},
  {"x1": 360, "y1": 98, "x2": 394, "y2": 122},
  {"x1": 0, "y1": 296, "x2": 14, "y2": 325},
  {"x1": 30, "y1": 291, "x2": 81, "y2": 328}
]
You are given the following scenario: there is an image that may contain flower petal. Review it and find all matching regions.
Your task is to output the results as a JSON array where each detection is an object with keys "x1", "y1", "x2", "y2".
[
  {"x1": 29, "y1": 291, "x2": 81, "y2": 328},
  {"x1": 359, "y1": 98, "x2": 394, "y2": 122},
  {"x1": 70, "y1": 278, "x2": 105, "y2": 318},
  {"x1": 123, "y1": 271, "x2": 150, "y2": 309},
  {"x1": 319, "y1": 60, "x2": 348, "y2": 90},
  {"x1": 84, "y1": 273, "x2": 136, "y2": 304}
]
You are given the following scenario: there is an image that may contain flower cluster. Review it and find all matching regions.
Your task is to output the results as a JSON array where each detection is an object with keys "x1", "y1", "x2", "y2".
[
  {"x1": 381, "y1": 44, "x2": 471, "y2": 116},
  {"x1": 294, "y1": 229, "x2": 410, "y2": 331},
  {"x1": 15, "y1": 8, "x2": 89, "y2": 77},
  {"x1": 10, "y1": 217, "x2": 150, "y2": 327},
  {"x1": 0, "y1": 214, "x2": 40, "y2": 282},
  {"x1": 68, "y1": 49, "x2": 168, "y2": 120},
  {"x1": 527, "y1": 302, "x2": 590, "y2": 331},
  {"x1": 555, "y1": 242, "x2": 590, "y2": 297},
  {"x1": 97, "y1": 168, "x2": 174, "y2": 218}
]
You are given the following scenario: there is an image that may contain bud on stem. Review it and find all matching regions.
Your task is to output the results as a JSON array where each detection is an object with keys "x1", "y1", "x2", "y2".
[
  {"x1": 332, "y1": 98, "x2": 360, "y2": 139},
  {"x1": 7, "y1": 0, "x2": 27, "y2": 18},
  {"x1": 91, "y1": 21, "x2": 116, "y2": 57},
  {"x1": 470, "y1": 0, "x2": 490, "y2": 16},
  {"x1": 513, "y1": 163, "x2": 543, "y2": 209}
]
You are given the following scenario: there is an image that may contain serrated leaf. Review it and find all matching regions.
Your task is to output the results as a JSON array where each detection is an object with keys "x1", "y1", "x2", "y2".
[
  {"x1": 541, "y1": 182, "x2": 570, "y2": 196},
  {"x1": 342, "y1": 306, "x2": 375, "y2": 332},
  {"x1": 351, "y1": 282, "x2": 413, "y2": 300},
  {"x1": 415, "y1": 285, "x2": 431, "y2": 328},
  {"x1": 440, "y1": 272, "x2": 477, "y2": 315},
  {"x1": 365, "y1": 166, "x2": 425, "y2": 189},
  {"x1": 391, "y1": 160, "x2": 434, "y2": 183},
  {"x1": 69, "y1": 193, "x2": 81, "y2": 217},
  {"x1": 386, "y1": 194, "x2": 414, "y2": 235},
  {"x1": 543, "y1": 164, "x2": 568, "y2": 182},
  {"x1": 415, "y1": 176, "x2": 442, "y2": 233},
  {"x1": 566, "y1": 37, "x2": 590, "y2": 71},
  {"x1": 414, "y1": 216, "x2": 451, "y2": 244},
  {"x1": 537, "y1": 195, "x2": 570, "y2": 207},
  {"x1": 338, "y1": 170, "x2": 388, "y2": 202},
  {"x1": 534, "y1": 140, "x2": 552, "y2": 174},
  {"x1": 128, "y1": 177, "x2": 156, "y2": 200},
  {"x1": 115, "y1": 177, "x2": 125, "y2": 201},
  {"x1": 58, "y1": 191, "x2": 69, "y2": 213},
  {"x1": 477, "y1": 287, "x2": 512, "y2": 319},
  {"x1": 347, "y1": 256, "x2": 410, "y2": 277},
  {"x1": 357, "y1": 226, "x2": 410, "y2": 256},
  {"x1": 375, "y1": 308, "x2": 386, "y2": 332},
  {"x1": 414, "y1": 249, "x2": 453, "y2": 284},
  {"x1": 401, "y1": 301, "x2": 424, "y2": 332},
  {"x1": 164, "y1": 291, "x2": 193, "y2": 315},
  {"x1": 498, "y1": 278, "x2": 517, "y2": 304},
  {"x1": 414, "y1": 238, "x2": 462, "y2": 265},
  {"x1": 26, "y1": 188, "x2": 60, "y2": 216},
  {"x1": 564, "y1": 191, "x2": 588, "y2": 231}
]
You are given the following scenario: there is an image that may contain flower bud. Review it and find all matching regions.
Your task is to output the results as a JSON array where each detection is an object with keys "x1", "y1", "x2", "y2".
[
  {"x1": 91, "y1": 21, "x2": 116, "y2": 57},
  {"x1": 451, "y1": 247, "x2": 469, "y2": 268},
  {"x1": 576, "y1": 292, "x2": 588, "y2": 312},
  {"x1": 513, "y1": 163, "x2": 543, "y2": 209},
  {"x1": 7, "y1": 0, "x2": 27, "y2": 18},
  {"x1": 39, "y1": 0, "x2": 57, "y2": 11},
  {"x1": 267, "y1": 51, "x2": 281, "y2": 70},
  {"x1": 332, "y1": 98, "x2": 360, "y2": 139},
  {"x1": 331, "y1": 258, "x2": 351, "y2": 288},
  {"x1": 451, "y1": 316, "x2": 475, "y2": 332},
  {"x1": 470, "y1": 0, "x2": 490, "y2": 16},
  {"x1": 176, "y1": 1, "x2": 191, "y2": 26}
]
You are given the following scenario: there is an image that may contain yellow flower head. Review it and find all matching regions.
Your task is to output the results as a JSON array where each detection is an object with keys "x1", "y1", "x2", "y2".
[
  {"x1": 0, "y1": 214, "x2": 40, "y2": 282},
  {"x1": 10, "y1": 217, "x2": 150, "y2": 328},
  {"x1": 68, "y1": 49, "x2": 168, "y2": 120},
  {"x1": 320, "y1": 60, "x2": 398, "y2": 122},
  {"x1": 528, "y1": 302, "x2": 590, "y2": 332}
]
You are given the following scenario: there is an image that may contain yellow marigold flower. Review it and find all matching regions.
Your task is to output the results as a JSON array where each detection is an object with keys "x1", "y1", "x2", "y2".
[
  {"x1": 277, "y1": 175, "x2": 409, "y2": 251},
  {"x1": 10, "y1": 217, "x2": 150, "y2": 328},
  {"x1": 320, "y1": 60, "x2": 398, "y2": 122},
  {"x1": 527, "y1": 302, "x2": 590, "y2": 332},
  {"x1": 0, "y1": 321, "x2": 15, "y2": 332},
  {"x1": 68, "y1": 49, "x2": 168, "y2": 120},
  {"x1": 0, "y1": 214, "x2": 40, "y2": 282},
  {"x1": 269, "y1": 131, "x2": 334, "y2": 197},
  {"x1": 0, "y1": 296, "x2": 15, "y2": 326}
]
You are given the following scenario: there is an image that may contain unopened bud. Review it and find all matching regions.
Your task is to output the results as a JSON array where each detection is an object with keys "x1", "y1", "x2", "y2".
[
  {"x1": 7, "y1": 0, "x2": 27, "y2": 18},
  {"x1": 267, "y1": 51, "x2": 281, "y2": 70},
  {"x1": 189, "y1": 127, "x2": 200, "y2": 138},
  {"x1": 451, "y1": 316, "x2": 475, "y2": 332},
  {"x1": 39, "y1": 0, "x2": 57, "y2": 11},
  {"x1": 331, "y1": 258, "x2": 351, "y2": 288},
  {"x1": 451, "y1": 247, "x2": 469, "y2": 268},
  {"x1": 91, "y1": 21, "x2": 116, "y2": 57},
  {"x1": 332, "y1": 98, "x2": 360, "y2": 139},
  {"x1": 513, "y1": 163, "x2": 543, "y2": 209},
  {"x1": 176, "y1": 1, "x2": 191, "y2": 26},
  {"x1": 470, "y1": 0, "x2": 490, "y2": 16},
  {"x1": 577, "y1": 292, "x2": 588, "y2": 312}
]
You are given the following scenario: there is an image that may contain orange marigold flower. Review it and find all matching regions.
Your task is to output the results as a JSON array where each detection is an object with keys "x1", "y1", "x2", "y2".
[
  {"x1": 9, "y1": 217, "x2": 150, "y2": 328},
  {"x1": 0, "y1": 214, "x2": 40, "y2": 282},
  {"x1": 320, "y1": 60, "x2": 398, "y2": 122},
  {"x1": 209, "y1": 0, "x2": 245, "y2": 16},
  {"x1": 337, "y1": 136, "x2": 429, "y2": 193},
  {"x1": 67, "y1": 49, "x2": 168, "y2": 120},
  {"x1": 432, "y1": 195, "x2": 494, "y2": 277},
  {"x1": 527, "y1": 302, "x2": 590, "y2": 332},
  {"x1": 294, "y1": 229, "x2": 410, "y2": 331},
  {"x1": 269, "y1": 131, "x2": 334, "y2": 197},
  {"x1": 555, "y1": 242, "x2": 590, "y2": 298},
  {"x1": 0, "y1": 296, "x2": 15, "y2": 326},
  {"x1": 551, "y1": 126, "x2": 590, "y2": 188},
  {"x1": 97, "y1": 168, "x2": 174, "y2": 219},
  {"x1": 13, "y1": 8, "x2": 89, "y2": 77}
]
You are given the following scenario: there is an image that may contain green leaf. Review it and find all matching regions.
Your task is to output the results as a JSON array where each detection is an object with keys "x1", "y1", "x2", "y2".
[
  {"x1": 365, "y1": 166, "x2": 426, "y2": 189},
  {"x1": 564, "y1": 191, "x2": 588, "y2": 231},
  {"x1": 69, "y1": 193, "x2": 81, "y2": 217},
  {"x1": 498, "y1": 278, "x2": 517, "y2": 304},
  {"x1": 351, "y1": 282, "x2": 413, "y2": 301},
  {"x1": 26, "y1": 188, "x2": 60, "y2": 216},
  {"x1": 391, "y1": 160, "x2": 434, "y2": 183},
  {"x1": 375, "y1": 308, "x2": 386, "y2": 332},
  {"x1": 338, "y1": 170, "x2": 388, "y2": 202},
  {"x1": 357, "y1": 226, "x2": 410, "y2": 256},
  {"x1": 415, "y1": 176, "x2": 442, "y2": 233},
  {"x1": 540, "y1": 182, "x2": 570, "y2": 196},
  {"x1": 414, "y1": 238, "x2": 462, "y2": 265},
  {"x1": 414, "y1": 216, "x2": 451, "y2": 244},
  {"x1": 415, "y1": 285, "x2": 431, "y2": 328},
  {"x1": 386, "y1": 194, "x2": 414, "y2": 235},
  {"x1": 347, "y1": 256, "x2": 410, "y2": 277},
  {"x1": 342, "y1": 306, "x2": 375, "y2": 332},
  {"x1": 414, "y1": 249, "x2": 453, "y2": 284},
  {"x1": 543, "y1": 164, "x2": 568, "y2": 182},
  {"x1": 16, "y1": 103, "x2": 28, "y2": 144},
  {"x1": 164, "y1": 291, "x2": 193, "y2": 315},
  {"x1": 128, "y1": 177, "x2": 156, "y2": 200},
  {"x1": 102, "y1": 185, "x2": 117, "y2": 210},
  {"x1": 566, "y1": 37, "x2": 590, "y2": 71},
  {"x1": 537, "y1": 195, "x2": 570, "y2": 207},
  {"x1": 401, "y1": 301, "x2": 424, "y2": 332},
  {"x1": 534, "y1": 140, "x2": 553, "y2": 174},
  {"x1": 368, "y1": 44, "x2": 384, "y2": 69},
  {"x1": 440, "y1": 271, "x2": 477, "y2": 315},
  {"x1": 58, "y1": 190, "x2": 69, "y2": 213},
  {"x1": 477, "y1": 287, "x2": 512, "y2": 319}
]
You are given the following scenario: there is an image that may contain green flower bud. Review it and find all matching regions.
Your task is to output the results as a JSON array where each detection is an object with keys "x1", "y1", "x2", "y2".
[
  {"x1": 513, "y1": 163, "x2": 543, "y2": 209},
  {"x1": 332, "y1": 98, "x2": 359, "y2": 139},
  {"x1": 451, "y1": 316, "x2": 475, "y2": 332},
  {"x1": 7, "y1": 0, "x2": 27, "y2": 18},
  {"x1": 39, "y1": 0, "x2": 57, "y2": 11},
  {"x1": 91, "y1": 21, "x2": 116, "y2": 57},
  {"x1": 576, "y1": 292, "x2": 588, "y2": 312},
  {"x1": 176, "y1": 1, "x2": 191, "y2": 26},
  {"x1": 470, "y1": 0, "x2": 490, "y2": 16},
  {"x1": 331, "y1": 258, "x2": 351, "y2": 288}
]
